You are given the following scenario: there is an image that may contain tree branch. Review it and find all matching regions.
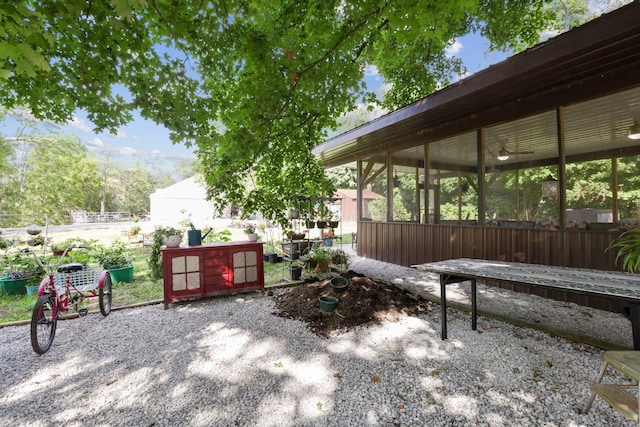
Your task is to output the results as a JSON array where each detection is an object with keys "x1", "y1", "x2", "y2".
[
  {"x1": 353, "y1": 18, "x2": 389, "y2": 61},
  {"x1": 150, "y1": 0, "x2": 190, "y2": 57}
]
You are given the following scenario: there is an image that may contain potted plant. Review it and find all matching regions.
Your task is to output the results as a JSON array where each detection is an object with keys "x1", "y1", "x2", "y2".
[
  {"x1": 331, "y1": 248, "x2": 351, "y2": 271},
  {"x1": 128, "y1": 225, "x2": 141, "y2": 236},
  {"x1": 27, "y1": 235, "x2": 45, "y2": 247},
  {"x1": 308, "y1": 246, "x2": 333, "y2": 273},
  {"x1": 316, "y1": 204, "x2": 330, "y2": 229},
  {"x1": 1, "y1": 252, "x2": 44, "y2": 295},
  {"x1": 162, "y1": 227, "x2": 183, "y2": 248},
  {"x1": 50, "y1": 238, "x2": 75, "y2": 256},
  {"x1": 328, "y1": 210, "x2": 339, "y2": 229},
  {"x1": 244, "y1": 224, "x2": 258, "y2": 242},
  {"x1": 609, "y1": 227, "x2": 640, "y2": 272},
  {"x1": 96, "y1": 240, "x2": 134, "y2": 284}
]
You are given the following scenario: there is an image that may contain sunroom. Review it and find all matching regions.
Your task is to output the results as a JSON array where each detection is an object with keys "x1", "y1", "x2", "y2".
[{"x1": 314, "y1": 3, "x2": 640, "y2": 309}]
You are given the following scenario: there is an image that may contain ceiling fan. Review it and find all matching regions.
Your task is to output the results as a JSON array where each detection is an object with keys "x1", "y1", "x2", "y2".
[{"x1": 497, "y1": 145, "x2": 534, "y2": 161}]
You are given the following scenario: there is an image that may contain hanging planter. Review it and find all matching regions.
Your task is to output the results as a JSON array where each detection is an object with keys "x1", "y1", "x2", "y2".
[
  {"x1": 287, "y1": 209, "x2": 300, "y2": 219},
  {"x1": 26, "y1": 224, "x2": 42, "y2": 236},
  {"x1": 316, "y1": 220, "x2": 327, "y2": 229},
  {"x1": 305, "y1": 219, "x2": 316, "y2": 229}
]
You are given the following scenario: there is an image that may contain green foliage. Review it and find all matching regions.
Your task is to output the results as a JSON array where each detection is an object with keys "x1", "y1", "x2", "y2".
[
  {"x1": 26, "y1": 235, "x2": 44, "y2": 247},
  {"x1": 368, "y1": 193, "x2": 410, "y2": 222},
  {"x1": 0, "y1": 114, "x2": 174, "y2": 226},
  {"x1": 50, "y1": 238, "x2": 75, "y2": 251},
  {"x1": 331, "y1": 249, "x2": 351, "y2": 268},
  {"x1": 308, "y1": 246, "x2": 333, "y2": 263},
  {"x1": 202, "y1": 228, "x2": 232, "y2": 243},
  {"x1": 609, "y1": 227, "x2": 640, "y2": 273},
  {"x1": 95, "y1": 240, "x2": 133, "y2": 269},
  {"x1": 162, "y1": 227, "x2": 183, "y2": 237},
  {"x1": 0, "y1": 0, "x2": 574, "y2": 226},
  {"x1": 148, "y1": 230, "x2": 166, "y2": 280},
  {"x1": 0, "y1": 252, "x2": 44, "y2": 283}
]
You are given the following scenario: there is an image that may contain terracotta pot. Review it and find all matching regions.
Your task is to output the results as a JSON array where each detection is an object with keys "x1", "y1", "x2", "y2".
[{"x1": 315, "y1": 260, "x2": 330, "y2": 273}]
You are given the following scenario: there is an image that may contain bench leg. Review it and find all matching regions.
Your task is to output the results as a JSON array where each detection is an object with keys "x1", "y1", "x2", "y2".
[
  {"x1": 629, "y1": 304, "x2": 640, "y2": 351},
  {"x1": 440, "y1": 274, "x2": 448, "y2": 340},
  {"x1": 471, "y1": 278, "x2": 477, "y2": 331},
  {"x1": 584, "y1": 360, "x2": 609, "y2": 414}
]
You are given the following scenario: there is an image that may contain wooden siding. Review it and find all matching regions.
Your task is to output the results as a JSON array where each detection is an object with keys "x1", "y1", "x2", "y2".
[{"x1": 357, "y1": 222, "x2": 626, "y2": 312}]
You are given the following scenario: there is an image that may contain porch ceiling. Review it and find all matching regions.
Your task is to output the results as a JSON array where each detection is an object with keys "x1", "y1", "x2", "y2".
[{"x1": 314, "y1": 2, "x2": 640, "y2": 169}]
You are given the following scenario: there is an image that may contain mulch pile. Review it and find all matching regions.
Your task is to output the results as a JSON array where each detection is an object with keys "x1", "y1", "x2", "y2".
[{"x1": 273, "y1": 271, "x2": 432, "y2": 338}]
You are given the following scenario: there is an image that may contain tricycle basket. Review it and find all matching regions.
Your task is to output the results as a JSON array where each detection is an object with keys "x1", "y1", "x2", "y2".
[{"x1": 54, "y1": 269, "x2": 102, "y2": 292}]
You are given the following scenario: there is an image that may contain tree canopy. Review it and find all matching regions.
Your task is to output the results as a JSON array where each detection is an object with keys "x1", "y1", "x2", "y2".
[{"x1": 1, "y1": 0, "x2": 621, "y2": 226}]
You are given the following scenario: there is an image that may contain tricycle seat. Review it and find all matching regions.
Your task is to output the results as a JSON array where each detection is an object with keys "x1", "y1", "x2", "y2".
[{"x1": 57, "y1": 263, "x2": 84, "y2": 274}]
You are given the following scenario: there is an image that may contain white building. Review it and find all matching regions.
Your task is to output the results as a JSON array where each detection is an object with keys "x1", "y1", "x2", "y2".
[{"x1": 149, "y1": 177, "x2": 217, "y2": 226}]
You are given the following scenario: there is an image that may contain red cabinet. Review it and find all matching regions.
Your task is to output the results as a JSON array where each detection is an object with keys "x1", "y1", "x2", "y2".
[{"x1": 162, "y1": 241, "x2": 264, "y2": 309}]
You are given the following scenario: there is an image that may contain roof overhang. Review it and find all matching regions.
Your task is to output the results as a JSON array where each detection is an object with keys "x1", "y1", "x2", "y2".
[{"x1": 314, "y1": 2, "x2": 640, "y2": 168}]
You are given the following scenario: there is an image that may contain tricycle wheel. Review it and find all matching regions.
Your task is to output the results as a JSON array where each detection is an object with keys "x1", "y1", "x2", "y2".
[
  {"x1": 31, "y1": 295, "x2": 57, "y2": 354},
  {"x1": 99, "y1": 271, "x2": 112, "y2": 316}
]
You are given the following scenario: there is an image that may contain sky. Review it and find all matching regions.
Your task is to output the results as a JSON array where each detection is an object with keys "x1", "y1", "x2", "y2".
[{"x1": 1, "y1": 32, "x2": 509, "y2": 178}]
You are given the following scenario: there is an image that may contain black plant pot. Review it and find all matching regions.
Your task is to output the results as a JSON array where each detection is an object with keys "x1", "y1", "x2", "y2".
[
  {"x1": 316, "y1": 221, "x2": 327, "y2": 229},
  {"x1": 268, "y1": 253, "x2": 277, "y2": 263},
  {"x1": 289, "y1": 265, "x2": 302, "y2": 281}
]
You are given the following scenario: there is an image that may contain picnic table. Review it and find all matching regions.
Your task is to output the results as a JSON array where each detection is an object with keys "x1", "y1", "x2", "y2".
[{"x1": 412, "y1": 258, "x2": 640, "y2": 349}]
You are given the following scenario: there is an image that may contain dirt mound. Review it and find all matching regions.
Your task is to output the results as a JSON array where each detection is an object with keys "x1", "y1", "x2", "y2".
[{"x1": 273, "y1": 271, "x2": 432, "y2": 338}]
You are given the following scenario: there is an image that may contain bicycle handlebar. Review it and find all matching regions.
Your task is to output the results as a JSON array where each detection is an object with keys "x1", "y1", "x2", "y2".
[{"x1": 22, "y1": 244, "x2": 92, "y2": 272}]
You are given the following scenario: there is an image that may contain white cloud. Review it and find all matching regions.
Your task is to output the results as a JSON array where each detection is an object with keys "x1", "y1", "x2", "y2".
[
  {"x1": 445, "y1": 39, "x2": 463, "y2": 58},
  {"x1": 118, "y1": 147, "x2": 137, "y2": 156},
  {"x1": 64, "y1": 115, "x2": 93, "y2": 133},
  {"x1": 87, "y1": 138, "x2": 104, "y2": 147},
  {"x1": 364, "y1": 65, "x2": 379, "y2": 77},
  {"x1": 84, "y1": 144, "x2": 137, "y2": 156},
  {"x1": 112, "y1": 130, "x2": 137, "y2": 139}
]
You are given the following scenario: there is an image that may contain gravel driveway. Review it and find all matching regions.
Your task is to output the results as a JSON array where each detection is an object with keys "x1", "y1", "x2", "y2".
[{"x1": 0, "y1": 277, "x2": 635, "y2": 427}]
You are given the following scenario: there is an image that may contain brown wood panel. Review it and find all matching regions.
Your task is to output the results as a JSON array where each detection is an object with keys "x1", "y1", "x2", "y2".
[{"x1": 356, "y1": 221, "x2": 627, "y2": 315}]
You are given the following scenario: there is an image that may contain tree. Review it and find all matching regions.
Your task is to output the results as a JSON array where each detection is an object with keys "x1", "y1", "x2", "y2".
[
  {"x1": 2, "y1": 0, "x2": 618, "y2": 225},
  {"x1": 21, "y1": 134, "x2": 102, "y2": 224}
]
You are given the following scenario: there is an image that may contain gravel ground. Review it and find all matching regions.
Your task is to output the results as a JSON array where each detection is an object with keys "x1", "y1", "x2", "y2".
[{"x1": 0, "y1": 253, "x2": 637, "y2": 426}]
